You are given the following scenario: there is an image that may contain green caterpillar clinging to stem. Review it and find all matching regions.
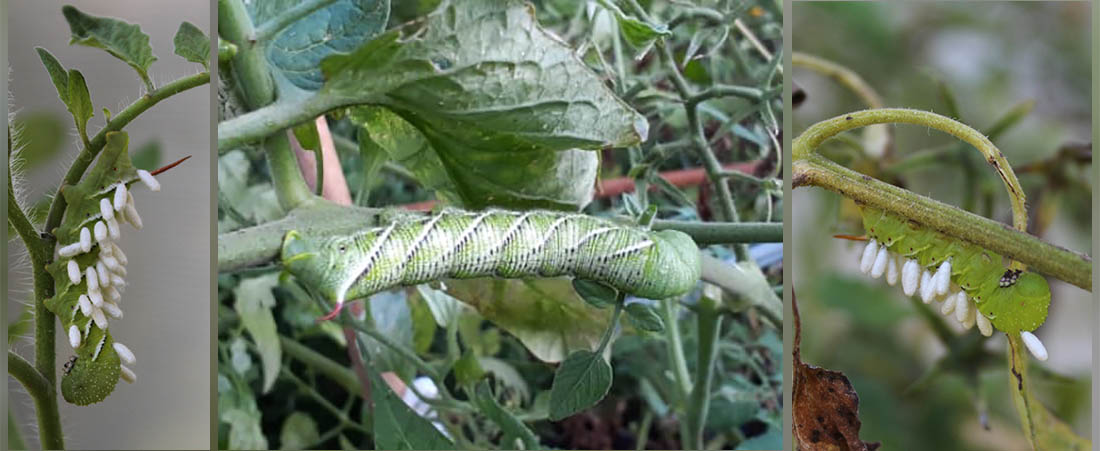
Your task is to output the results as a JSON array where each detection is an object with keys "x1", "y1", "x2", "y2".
[
  {"x1": 855, "y1": 206, "x2": 1051, "y2": 360},
  {"x1": 43, "y1": 132, "x2": 163, "y2": 405},
  {"x1": 282, "y1": 209, "x2": 702, "y2": 320}
]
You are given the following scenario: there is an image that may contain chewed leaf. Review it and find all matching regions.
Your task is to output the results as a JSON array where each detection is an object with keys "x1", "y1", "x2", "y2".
[
  {"x1": 62, "y1": 5, "x2": 157, "y2": 88},
  {"x1": 173, "y1": 21, "x2": 210, "y2": 69}
]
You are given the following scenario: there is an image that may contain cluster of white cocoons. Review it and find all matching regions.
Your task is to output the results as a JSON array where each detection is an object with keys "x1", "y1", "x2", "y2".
[
  {"x1": 858, "y1": 238, "x2": 1048, "y2": 361},
  {"x1": 58, "y1": 170, "x2": 159, "y2": 383}
]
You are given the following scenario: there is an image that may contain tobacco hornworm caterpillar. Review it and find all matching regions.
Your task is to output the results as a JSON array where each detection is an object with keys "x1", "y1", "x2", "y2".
[
  {"x1": 855, "y1": 206, "x2": 1051, "y2": 360},
  {"x1": 282, "y1": 209, "x2": 701, "y2": 319},
  {"x1": 44, "y1": 132, "x2": 157, "y2": 405}
]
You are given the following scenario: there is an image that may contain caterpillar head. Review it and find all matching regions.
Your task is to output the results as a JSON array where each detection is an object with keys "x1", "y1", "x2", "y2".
[
  {"x1": 283, "y1": 230, "x2": 361, "y2": 305},
  {"x1": 637, "y1": 230, "x2": 701, "y2": 299},
  {"x1": 61, "y1": 329, "x2": 121, "y2": 406},
  {"x1": 977, "y1": 271, "x2": 1050, "y2": 333}
]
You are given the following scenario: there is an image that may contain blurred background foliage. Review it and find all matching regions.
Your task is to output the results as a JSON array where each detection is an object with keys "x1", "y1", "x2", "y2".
[
  {"x1": 792, "y1": 2, "x2": 1091, "y2": 450},
  {"x1": 218, "y1": 0, "x2": 783, "y2": 449}
]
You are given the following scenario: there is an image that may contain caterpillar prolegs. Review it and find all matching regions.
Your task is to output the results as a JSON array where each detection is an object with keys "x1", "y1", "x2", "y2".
[
  {"x1": 43, "y1": 132, "x2": 159, "y2": 405},
  {"x1": 282, "y1": 209, "x2": 702, "y2": 319},
  {"x1": 855, "y1": 206, "x2": 1051, "y2": 360}
]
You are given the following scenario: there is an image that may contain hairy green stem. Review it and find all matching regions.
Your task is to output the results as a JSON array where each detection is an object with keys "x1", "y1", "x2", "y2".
[
  {"x1": 8, "y1": 174, "x2": 44, "y2": 257},
  {"x1": 43, "y1": 71, "x2": 209, "y2": 236},
  {"x1": 794, "y1": 108, "x2": 1028, "y2": 231},
  {"x1": 9, "y1": 351, "x2": 63, "y2": 450},
  {"x1": 685, "y1": 295, "x2": 722, "y2": 450},
  {"x1": 794, "y1": 153, "x2": 1091, "y2": 290},
  {"x1": 253, "y1": 0, "x2": 340, "y2": 42}
]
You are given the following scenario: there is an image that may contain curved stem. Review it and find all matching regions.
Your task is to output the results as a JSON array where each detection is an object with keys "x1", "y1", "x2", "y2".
[
  {"x1": 792, "y1": 52, "x2": 884, "y2": 109},
  {"x1": 794, "y1": 153, "x2": 1091, "y2": 290},
  {"x1": 793, "y1": 108, "x2": 1028, "y2": 233},
  {"x1": 9, "y1": 351, "x2": 64, "y2": 450},
  {"x1": 43, "y1": 71, "x2": 210, "y2": 235}
]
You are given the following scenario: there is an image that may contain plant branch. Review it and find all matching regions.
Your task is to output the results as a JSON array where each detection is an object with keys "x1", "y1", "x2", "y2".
[
  {"x1": 794, "y1": 108, "x2": 1029, "y2": 233},
  {"x1": 8, "y1": 174, "x2": 45, "y2": 256},
  {"x1": 660, "y1": 300, "x2": 693, "y2": 397},
  {"x1": 253, "y1": 0, "x2": 340, "y2": 42},
  {"x1": 218, "y1": 202, "x2": 382, "y2": 271},
  {"x1": 264, "y1": 133, "x2": 316, "y2": 211},
  {"x1": 656, "y1": 39, "x2": 749, "y2": 261},
  {"x1": 649, "y1": 220, "x2": 781, "y2": 244},
  {"x1": 218, "y1": 0, "x2": 274, "y2": 109},
  {"x1": 792, "y1": 52, "x2": 884, "y2": 109},
  {"x1": 794, "y1": 153, "x2": 1091, "y2": 290},
  {"x1": 684, "y1": 295, "x2": 723, "y2": 450},
  {"x1": 9, "y1": 351, "x2": 64, "y2": 450},
  {"x1": 280, "y1": 336, "x2": 362, "y2": 395},
  {"x1": 43, "y1": 71, "x2": 210, "y2": 235},
  {"x1": 218, "y1": 94, "x2": 349, "y2": 151}
]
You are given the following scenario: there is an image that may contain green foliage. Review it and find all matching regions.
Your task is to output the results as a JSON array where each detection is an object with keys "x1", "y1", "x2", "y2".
[
  {"x1": 9, "y1": 4, "x2": 211, "y2": 448},
  {"x1": 369, "y1": 366, "x2": 456, "y2": 450},
  {"x1": 247, "y1": 0, "x2": 390, "y2": 92},
  {"x1": 66, "y1": 69, "x2": 94, "y2": 142},
  {"x1": 233, "y1": 274, "x2": 282, "y2": 393},
  {"x1": 217, "y1": 0, "x2": 781, "y2": 448},
  {"x1": 624, "y1": 303, "x2": 664, "y2": 332},
  {"x1": 548, "y1": 350, "x2": 613, "y2": 420},
  {"x1": 174, "y1": 22, "x2": 211, "y2": 69},
  {"x1": 62, "y1": 5, "x2": 157, "y2": 88}
]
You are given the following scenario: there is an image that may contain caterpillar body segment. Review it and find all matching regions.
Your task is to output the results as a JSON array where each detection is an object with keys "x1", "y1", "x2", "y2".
[
  {"x1": 44, "y1": 132, "x2": 151, "y2": 404},
  {"x1": 857, "y1": 207, "x2": 1051, "y2": 360},
  {"x1": 282, "y1": 209, "x2": 702, "y2": 317}
]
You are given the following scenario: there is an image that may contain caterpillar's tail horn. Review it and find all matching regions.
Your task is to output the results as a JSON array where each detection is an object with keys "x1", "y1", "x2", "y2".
[
  {"x1": 833, "y1": 234, "x2": 868, "y2": 242},
  {"x1": 316, "y1": 302, "x2": 343, "y2": 322}
]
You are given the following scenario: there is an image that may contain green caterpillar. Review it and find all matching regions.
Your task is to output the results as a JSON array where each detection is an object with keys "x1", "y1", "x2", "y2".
[
  {"x1": 44, "y1": 132, "x2": 157, "y2": 405},
  {"x1": 282, "y1": 209, "x2": 701, "y2": 319},
  {"x1": 856, "y1": 206, "x2": 1051, "y2": 360}
]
